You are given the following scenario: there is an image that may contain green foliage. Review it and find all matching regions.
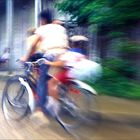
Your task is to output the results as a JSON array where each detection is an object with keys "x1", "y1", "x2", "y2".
[
  {"x1": 107, "y1": 31, "x2": 125, "y2": 38},
  {"x1": 90, "y1": 66, "x2": 140, "y2": 99},
  {"x1": 55, "y1": 0, "x2": 140, "y2": 26},
  {"x1": 116, "y1": 40, "x2": 140, "y2": 54},
  {"x1": 85, "y1": 58, "x2": 140, "y2": 99},
  {"x1": 104, "y1": 58, "x2": 137, "y2": 78},
  {"x1": 56, "y1": 0, "x2": 140, "y2": 99}
]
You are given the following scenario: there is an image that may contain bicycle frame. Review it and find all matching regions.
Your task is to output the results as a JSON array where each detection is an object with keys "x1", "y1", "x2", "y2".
[
  {"x1": 2, "y1": 59, "x2": 99, "y2": 136},
  {"x1": 18, "y1": 60, "x2": 97, "y2": 113}
]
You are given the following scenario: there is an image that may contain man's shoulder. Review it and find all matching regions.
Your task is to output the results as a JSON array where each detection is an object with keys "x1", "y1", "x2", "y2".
[
  {"x1": 51, "y1": 24, "x2": 65, "y2": 28},
  {"x1": 38, "y1": 24, "x2": 65, "y2": 30}
]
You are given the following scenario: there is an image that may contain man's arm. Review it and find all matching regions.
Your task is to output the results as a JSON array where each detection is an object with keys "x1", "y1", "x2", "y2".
[
  {"x1": 45, "y1": 60, "x2": 65, "y2": 67},
  {"x1": 25, "y1": 34, "x2": 41, "y2": 61}
]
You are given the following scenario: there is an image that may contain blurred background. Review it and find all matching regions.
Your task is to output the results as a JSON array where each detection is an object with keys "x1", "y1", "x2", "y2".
[
  {"x1": 56, "y1": 0, "x2": 140, "y2": 100},
  {"x1": 0, "y1": 0, "x2": 140, "y2": 99},
  {"x1": 0, "y1": 0, "x2": 140, "y2": 139}
]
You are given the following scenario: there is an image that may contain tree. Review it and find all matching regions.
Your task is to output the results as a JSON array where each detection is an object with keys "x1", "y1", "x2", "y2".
[
  {"x1": 55, "y1": 0, "x2": 140, "y2": 98},
  {"x1": 56, "y1": 0, "x2": 140, "y2": 27}
]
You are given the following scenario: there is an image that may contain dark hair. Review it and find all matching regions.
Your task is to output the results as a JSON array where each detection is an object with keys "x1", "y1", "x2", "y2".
[
  {"x1": 39, "y1": 9, "x2": 53, "y2": 23},
  {"x1": 69, "y1": 40, "x2": 88, "y2": 56},
  {"x1": 70, "y1": 40, "x2": 88, "y2": 48}
]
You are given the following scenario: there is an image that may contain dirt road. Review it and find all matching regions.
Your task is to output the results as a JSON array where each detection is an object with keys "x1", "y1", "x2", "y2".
[{"x1": 0, "y1": 80, "x2": 139, "y2": 140}]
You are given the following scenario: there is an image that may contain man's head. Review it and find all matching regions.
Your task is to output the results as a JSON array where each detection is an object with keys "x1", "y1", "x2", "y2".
[
  {"x1": 39, "y1": 9, "x2": 53, "y2": 25},
  {"x1": 69, "y1": 35, "x2": 89, "y2": 55},
  {"x1": 69, "y1": 35, "x2": 89, "y2": 48}
]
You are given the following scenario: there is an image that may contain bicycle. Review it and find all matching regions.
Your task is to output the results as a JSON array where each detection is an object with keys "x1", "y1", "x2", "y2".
[{"x1": 2, "y1": 58, "x2": 99, "y2": 133}]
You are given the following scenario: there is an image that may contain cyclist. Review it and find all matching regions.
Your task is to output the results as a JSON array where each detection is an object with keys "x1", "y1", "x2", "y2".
[
  {"x1": 45, "y1": 35, "x2": 88, "y2": 99},
  {"x1": 45, "y1": 35, "x2": 102, "y2": 100},
  {"x1": 25, "y1": 20, "x2": 65, "y2": 62},
  {"x1": 21, "y1": 9, "x2": 69, "y2": 114}
]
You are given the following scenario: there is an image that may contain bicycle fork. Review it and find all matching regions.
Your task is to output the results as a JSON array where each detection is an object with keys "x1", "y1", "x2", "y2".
[{"x1": 18, "y1": 77, "x2": 36, "y2": 113}]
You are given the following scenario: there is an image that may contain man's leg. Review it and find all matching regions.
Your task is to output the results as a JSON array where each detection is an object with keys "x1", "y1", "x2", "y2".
[
  {"x1": 48, "y1": 78, "x2": 59, "y2": 99},
  {"x1": 37, "y1": 63, "x2": 51, "y2": 111}
]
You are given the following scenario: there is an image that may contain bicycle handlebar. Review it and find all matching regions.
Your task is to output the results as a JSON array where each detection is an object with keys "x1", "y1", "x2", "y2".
[
  {"x1": 33, "y1": 58, "x2": 46, "y2": 65},
  {"x1": 16, "y1": 58, "x2": 46, "y2": 73}
]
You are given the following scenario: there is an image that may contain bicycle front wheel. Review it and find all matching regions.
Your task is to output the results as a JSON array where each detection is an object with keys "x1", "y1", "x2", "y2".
[
  {"x1": 57, "y1": 83, "x2": 97, "y2": 130},
  {"x1": 2, "y1": 75, "x2": 30, "y2": 121}
]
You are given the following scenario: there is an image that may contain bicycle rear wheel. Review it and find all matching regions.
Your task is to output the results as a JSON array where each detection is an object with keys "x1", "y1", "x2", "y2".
[
  {"x1": 56, "y1": 83, "x2": 97, "y2": 130},
  {"x1": 2, "y1": 76, "x2": 30, "y2": 121}
]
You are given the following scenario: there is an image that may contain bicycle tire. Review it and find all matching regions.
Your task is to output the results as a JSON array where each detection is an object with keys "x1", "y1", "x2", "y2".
[
  {"x1": 2, "y1": 75, "x2": 30, "y2": 121},
  {"x1": 56, "y1": 83, "x2": 98, "y2": 130}
]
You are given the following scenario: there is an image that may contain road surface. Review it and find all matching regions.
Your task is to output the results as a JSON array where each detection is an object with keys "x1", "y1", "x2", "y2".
[{"x1": 0, "y1": 80, "x2": 139, "y2": 140}]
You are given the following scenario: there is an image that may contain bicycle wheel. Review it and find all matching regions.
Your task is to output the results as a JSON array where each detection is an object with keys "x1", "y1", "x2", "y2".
[
  {"x1": 56, "y1": 83, "x2": 97, "y2": 129},
  {"x1": 2, "y1": 76, "x2": 30, "y2": 121}
]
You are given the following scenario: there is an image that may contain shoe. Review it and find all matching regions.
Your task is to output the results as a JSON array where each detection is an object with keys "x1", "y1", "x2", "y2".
[{"x1": 45, "y1": 96, "x2": 60, "y2": 117}]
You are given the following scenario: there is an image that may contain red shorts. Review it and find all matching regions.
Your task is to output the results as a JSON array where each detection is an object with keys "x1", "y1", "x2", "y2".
[{"x1": 54, "y1": 69, "x2": 71, "y2": 84}]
